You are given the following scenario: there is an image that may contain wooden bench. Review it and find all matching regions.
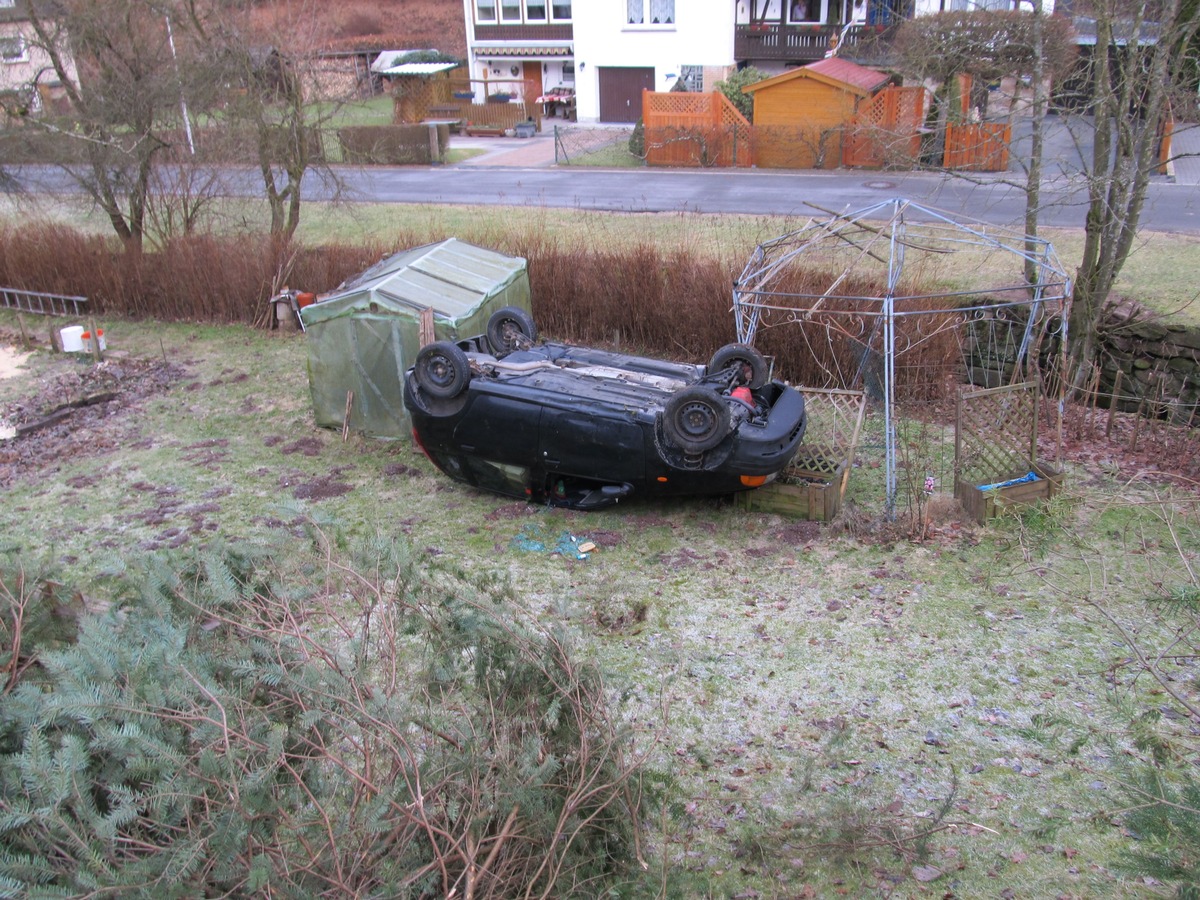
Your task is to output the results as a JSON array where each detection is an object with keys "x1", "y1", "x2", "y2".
[
  {"x1": 463, "y1": 125, "x2": 506, "y2": 137},
  {"x1": 428, "y1": 104, "x2": 461, "y2": 119}
]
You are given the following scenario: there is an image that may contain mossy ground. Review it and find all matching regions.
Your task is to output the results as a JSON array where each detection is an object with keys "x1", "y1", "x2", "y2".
[{"x1": 1, "y1": 311, "x2": 1191, "y2": 896}]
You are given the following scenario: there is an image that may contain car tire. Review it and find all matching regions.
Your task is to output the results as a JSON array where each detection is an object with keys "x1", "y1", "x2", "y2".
[
  {"x1": 662, "y1": 387, "x2": 731, "y2": 454},
  {"x1": 708, "y1": 343, "x2": 769, "y2": 390},
  {"x1": 486, "y1": 306, "x2": 537, "y2": 356},
  {"x1": 414, "y1": 341, "x2": 471, "y2": 399}
]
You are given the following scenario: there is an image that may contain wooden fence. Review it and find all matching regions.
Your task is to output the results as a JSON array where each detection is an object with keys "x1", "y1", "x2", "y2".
[
  {"x1": 943, "y1": 122, "x2": 1011, "y2": 172},
  {"x1": 642, "y1": 91, "x2": 752, "y2": 168},
  {"x1": 842, "y1": 85, "x2": 928, "y2": 168}
]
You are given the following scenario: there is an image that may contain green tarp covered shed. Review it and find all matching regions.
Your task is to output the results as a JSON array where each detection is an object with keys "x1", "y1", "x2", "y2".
[{"x1": 300, "y1": 238, "x2": 530, "y2": 437}]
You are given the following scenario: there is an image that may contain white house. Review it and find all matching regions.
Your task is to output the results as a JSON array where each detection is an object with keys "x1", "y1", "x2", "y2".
[
  {"x1": 461, "y1": 0, "x2": 1057, "y2": 125},
  {"x1": 0, "y1": 0, "x2": 76, "y2": 117}
]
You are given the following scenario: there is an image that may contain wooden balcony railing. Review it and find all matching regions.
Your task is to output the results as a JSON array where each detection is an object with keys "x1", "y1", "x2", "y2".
[
  {"x1": 734, "y1": 22, "x2": 898, "y2": 64},
  {"x1": 471, "y1": 23, "x2": 573, "y2": 42}
]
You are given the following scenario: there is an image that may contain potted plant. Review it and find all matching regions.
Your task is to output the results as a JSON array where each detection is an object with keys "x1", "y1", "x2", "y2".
[
  {"x1": 487, "y1": 92, "x2": 513, "y2": 103},
  {"x1": 453, "y1": 90, "x2": 474, "y2": 100}
]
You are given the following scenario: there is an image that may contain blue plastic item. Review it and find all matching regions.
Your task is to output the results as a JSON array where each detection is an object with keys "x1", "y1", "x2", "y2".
[{"x1": 977, "y1": 471, "x2": 1039, "y2": 493}]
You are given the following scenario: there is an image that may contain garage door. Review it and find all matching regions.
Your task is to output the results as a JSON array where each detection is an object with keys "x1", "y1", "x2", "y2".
[{"x1": 598, "y1": 67, "x2": 655, "y2": 123}]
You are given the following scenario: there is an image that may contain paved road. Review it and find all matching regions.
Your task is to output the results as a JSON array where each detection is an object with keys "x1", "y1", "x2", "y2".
[
  {"x1": 10, "y1": 119, "x2": 1200, "y2": 233},
  {"x1": 318, "y1": 162, "x2": 1197, "y2": 233}
]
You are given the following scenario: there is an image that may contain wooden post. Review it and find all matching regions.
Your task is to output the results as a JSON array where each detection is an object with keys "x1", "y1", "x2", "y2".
[
  {"x1": 1106, "y1": 369, "x2": 1122, "y2": 439},
  {"x1": 418, "y1": 307, "x2": 435, "y2": 347},
  {"x1": 1087, "y1": 365, "x2": 1101, "y2": 439},
  {"x1": 48, "y1": 318, "x2": 60, "y2": 353},
  {"x1": 87, "y1": 315, "x2": 102, "y2": 362},
  {"x1": 15, "y1": 312, "x2": 30, "y2": 350},
  {"x1": 342, "y1": 390, "x2": 354, "y2": 442}
]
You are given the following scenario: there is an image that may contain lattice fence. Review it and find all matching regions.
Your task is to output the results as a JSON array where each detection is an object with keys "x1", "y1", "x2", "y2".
[
  {"x1": 642, "y1": 91, "x2": 752, "y2": 168},
  {"x1": 843, "y1": 85, "x2": 929, "y2": 168},
  {"x1": 789, "y1": 387, "x2": 867, "y2": 483},
  {"x1": 954, "y1": 382, "x2": 1040, "y2": 487}
]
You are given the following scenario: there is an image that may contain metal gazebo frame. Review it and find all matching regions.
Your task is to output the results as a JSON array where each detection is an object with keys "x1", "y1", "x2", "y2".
[{"x1": 732, "y1": 198, "x2": 1073, "y2": 516}]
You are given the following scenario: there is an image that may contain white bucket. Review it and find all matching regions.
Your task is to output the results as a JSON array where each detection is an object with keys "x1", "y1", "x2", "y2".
[{"x1": 60, "y1": 325, "x2": 84, "y2": 353}]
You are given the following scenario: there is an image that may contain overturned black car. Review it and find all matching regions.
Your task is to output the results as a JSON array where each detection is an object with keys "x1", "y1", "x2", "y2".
[{"x1": 402, "y1": 307, "x2": 807, "y2": 510}]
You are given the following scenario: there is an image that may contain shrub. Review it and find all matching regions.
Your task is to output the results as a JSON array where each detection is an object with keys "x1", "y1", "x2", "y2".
[
  {"x1": 715, "y1": 66, "x2": 767, "y2": 122},
  {"x1": 0, "y1": 532, "x2": 656, "y2": 897},
  {"x1": 337, "y1": 124, "x2": 442, "y2": 165}
]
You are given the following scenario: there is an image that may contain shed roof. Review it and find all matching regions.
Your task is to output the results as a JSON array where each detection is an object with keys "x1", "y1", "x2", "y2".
[
  {"x1": 744, "y1": 57, "x2": 891, "y2": 96},
  {"x1": 301, "y1": 238, "x2": 528, "y2": 327},
  {"x1": 378, "y1": 61, "x2": 458, "y2": 76},
  {"x1": 369, "y1": 50, "x2": 440, "y2": 72}
]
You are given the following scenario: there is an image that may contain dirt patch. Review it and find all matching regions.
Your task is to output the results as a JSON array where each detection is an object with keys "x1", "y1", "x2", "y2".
[
  {"x1": 0, "y1": 344, "x2": 33, "y2": 380},
  {"x1": 0, "y1": 350, "x2": 187, "y2": 488}
]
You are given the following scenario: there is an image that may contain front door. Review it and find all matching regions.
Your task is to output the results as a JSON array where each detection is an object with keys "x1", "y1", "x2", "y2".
[
  {"x1": 598, "y1": 66, "x2": 655, "y2": 123},
  {"x1": 522, "y1": 60, "x2": 543, "y2": 103}
]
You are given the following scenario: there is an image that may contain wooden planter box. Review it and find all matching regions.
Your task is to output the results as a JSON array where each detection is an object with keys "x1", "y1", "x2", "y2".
[
  {"x1": 734, "y1": 464, "x2": 845, "y2": 521},
  {"x1": 954, "y1": 462, "x2": 1063, "y2": 524}
]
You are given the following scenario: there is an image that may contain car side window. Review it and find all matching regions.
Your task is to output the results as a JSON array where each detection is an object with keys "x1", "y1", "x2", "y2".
[{"x1": 462, "y1": 457, "x2": 531, "y2": 496}]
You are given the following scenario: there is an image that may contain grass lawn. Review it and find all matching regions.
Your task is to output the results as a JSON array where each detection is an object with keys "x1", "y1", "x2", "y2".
[
  {"x1": 0, "y1": 190, "x2": 1198, "y2": 894},
  {"x1": 1, "y1": 305, "x2": 1196, "y2": 896}
]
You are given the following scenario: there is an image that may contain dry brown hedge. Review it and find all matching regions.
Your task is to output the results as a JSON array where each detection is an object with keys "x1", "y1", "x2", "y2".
[{"x1": 0, "y1": 225, "x2": 962, "y2": 394}]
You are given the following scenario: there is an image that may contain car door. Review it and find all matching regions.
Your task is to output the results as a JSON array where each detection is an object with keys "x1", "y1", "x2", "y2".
[
  {"x1": 539, "y1": 408, "x2": 645, "y2": 485},
  {"x1": 452, "y1": 394, "x2": 541, "y2": 466}
]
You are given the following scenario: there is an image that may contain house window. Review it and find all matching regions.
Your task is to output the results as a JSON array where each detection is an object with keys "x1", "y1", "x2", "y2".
[
  {"x1": 501, "y1": 0, "x2": 522, "y2": 21},
  {"x1": 551, "y1": 1, "x2": 572, "y2": 19},
  {"x1": 562, "y1": 61, "x2": 575, "y2": 83},
  {"x1": 628, "y1": 0, "x2": 674, "y2": 25},
  {"x1": 476, "y1": 0, "x2": 497, "y2": 22},
  {"x1": 788, "y1": 0, "x2": 817, "y2": 22},
  {"x1": 0, "y1": 36, "x2": 27, "y2": 64},
  {"x1": 526, "y1": 0, "x2": 547, "y2": 20},
  {"x1": 680, "y1": 65, "x2": 703, "y2": 92}
]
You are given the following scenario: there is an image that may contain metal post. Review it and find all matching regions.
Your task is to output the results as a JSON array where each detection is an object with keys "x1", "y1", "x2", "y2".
[
  {"x1": 883, "y1": 200, "x2": 905, "y2": 520},
  {"x1": 165, "y1": 15, "x2": 195, "y2": 155}
]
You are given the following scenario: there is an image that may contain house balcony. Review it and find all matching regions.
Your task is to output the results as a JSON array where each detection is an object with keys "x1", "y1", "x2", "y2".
[
  {"x1": 472, "y1": 22, "x2": 574, "y2": 43},
  {"x1": 734, "y1": 22, "x2": 899, "y2": 65}
]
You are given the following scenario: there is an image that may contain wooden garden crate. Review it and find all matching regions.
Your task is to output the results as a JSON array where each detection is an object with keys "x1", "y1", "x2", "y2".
[
  {"x1": 735, "y1": 459, "x2": 846, "y2": 520},
  {"x1": 955, "y1": 462, "x2": 1063, "y2": 524},
  {"x1": 735, "y1": 387, "x2": 865, "y2": 521},
  {"x1": 954, "y1": 381, "x2": 1064, "y2": 524}
]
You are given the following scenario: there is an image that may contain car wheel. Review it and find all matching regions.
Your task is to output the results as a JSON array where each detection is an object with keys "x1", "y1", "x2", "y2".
[
  {"x1": 708, "y1": 343, "x2": 768, "y2": 390},
  {"x1": 414, "y1": 341, "x2": 471, "y2": 399},
  {"x1": 486, "y1": 306, "x2": 537, "y2": 356},
  {"x1": 662, "y1": 387, "x2": 731, "y2": 454}
]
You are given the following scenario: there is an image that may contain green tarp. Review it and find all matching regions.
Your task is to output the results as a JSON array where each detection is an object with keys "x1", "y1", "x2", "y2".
[{"x1": 300, "y1": 238, "x2": 531, "y2": 437}]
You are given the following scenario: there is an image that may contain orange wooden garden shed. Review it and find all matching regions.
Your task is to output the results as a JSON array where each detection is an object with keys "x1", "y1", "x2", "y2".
[{"x1": 743, "y1": 57, "x2": 894, "y2": 169}]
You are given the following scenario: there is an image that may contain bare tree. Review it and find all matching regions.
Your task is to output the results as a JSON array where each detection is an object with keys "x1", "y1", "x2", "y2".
[
  {"x1": 201, "y1": 2, "x2": 350, "y2": 241},
  {"x1": 892, "y1": 9, "x2": 1076, "y2": 169},
  {"x1": 18, "y1": 0, "x2": 224, "y2": 251},
  {"x1": 1067, "y1": 0, "x2": 1200, "y2": 388}
]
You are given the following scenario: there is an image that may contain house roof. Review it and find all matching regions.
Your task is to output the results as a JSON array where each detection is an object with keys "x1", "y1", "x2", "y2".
[{"x1": 744, "y1": 57, "x2": 892, "y2": 96}]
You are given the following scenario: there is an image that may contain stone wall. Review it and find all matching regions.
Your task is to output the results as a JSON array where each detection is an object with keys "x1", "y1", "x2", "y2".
[{"x1": 1100, "y1": 308, "x2": 1200, "y2": 423}]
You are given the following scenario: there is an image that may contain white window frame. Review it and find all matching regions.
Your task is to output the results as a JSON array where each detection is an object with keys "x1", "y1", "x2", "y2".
[
  {"x1": 626, "y1": 0, "x2": 674, "y2": 27},
  {"x1": 526, "y1": 0, "x2": 548, "y2": 22},
  {"x1": 476, "y1": 0, "x2": 497, "y2": 22},
  {"x1": 550, "y1": 1, "x2": 572, "y2": 21}
]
